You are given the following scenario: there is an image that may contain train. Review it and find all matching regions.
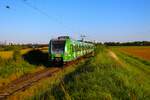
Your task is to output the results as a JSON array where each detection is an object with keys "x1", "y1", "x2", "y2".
[{"x1": 49, "y1": 36, "x2": 95, "y2": 65}]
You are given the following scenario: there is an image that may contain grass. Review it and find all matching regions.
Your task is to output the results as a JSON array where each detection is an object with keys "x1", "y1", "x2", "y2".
[
  {"x1": 0, "y1": 46, "x2": 84, "y2": 100},
  {"x1": 1, "y1": 45, "x2": 150, "y2": 100},
  {"x1": 44, "y1": 46, "x2": 150, "y2": 100},
  {"x1": 0, "y1": 49, "x2": 44, "y2": 87},
  {"x1": 8, "y1": 59, "x2": 84, "y2": 100},
  {"x1": 0, "y1": 58, "x2": 34, "y2": 78}
]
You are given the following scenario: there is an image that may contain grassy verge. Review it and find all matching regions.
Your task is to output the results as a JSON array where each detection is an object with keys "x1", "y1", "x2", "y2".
[{"x1": 47, "y1": 46, "x2": 150, "y2": 100}]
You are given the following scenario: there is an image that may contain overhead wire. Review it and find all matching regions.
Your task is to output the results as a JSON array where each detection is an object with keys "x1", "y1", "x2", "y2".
[
  {"x1": 20, "y1": 0, "x2": 72, "y2": 34},
  {"x1": 2, "y1": 0, "x2": 75, "y2": 37},
  {"x1": 21, "y1": 0, "x2": 59, "y2": 22}
]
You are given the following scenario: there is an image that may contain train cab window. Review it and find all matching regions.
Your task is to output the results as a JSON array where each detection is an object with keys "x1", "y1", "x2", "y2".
[{"x1": 51, "y1": 40, "x2": 65, "y2": 53}]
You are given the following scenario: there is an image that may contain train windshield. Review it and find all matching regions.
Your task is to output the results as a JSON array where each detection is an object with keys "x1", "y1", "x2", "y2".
[{"x1": 51, "y1": 40, "x2": 65, "y2": 53}]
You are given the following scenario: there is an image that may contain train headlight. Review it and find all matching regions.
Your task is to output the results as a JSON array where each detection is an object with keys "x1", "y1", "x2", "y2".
[{"x1": 55, "y1": 54, "x2": 61, "y2": 57}]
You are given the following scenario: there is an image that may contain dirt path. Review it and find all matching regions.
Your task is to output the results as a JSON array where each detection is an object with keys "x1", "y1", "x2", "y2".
[
  {"x1": 108, "y1": 50, "x2": 125, "y2": 67},
  {"x1": 109, "y1": 50, "x2": 119, "y2": 61}
]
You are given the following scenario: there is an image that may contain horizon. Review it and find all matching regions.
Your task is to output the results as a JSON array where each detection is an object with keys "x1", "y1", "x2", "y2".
[
  {"x1": 0, "y1": 0, "x2": 150, "y2": 43},
  {"x1": 0, "y1": 39, "x2": 150, "y2": 45}
]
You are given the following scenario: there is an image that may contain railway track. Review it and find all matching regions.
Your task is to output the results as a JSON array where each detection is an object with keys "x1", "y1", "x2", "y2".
[
  {"x1": 0, "y1": 53, "x2": 93, "y2": 100},
  {"x1": 0, "y1": 67, "x2": 60, "y2": 100}
]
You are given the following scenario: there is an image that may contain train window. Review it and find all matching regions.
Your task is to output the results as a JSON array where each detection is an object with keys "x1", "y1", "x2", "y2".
[{"x1": 51, "y1": 40, "x2": 65, "y2": 53}]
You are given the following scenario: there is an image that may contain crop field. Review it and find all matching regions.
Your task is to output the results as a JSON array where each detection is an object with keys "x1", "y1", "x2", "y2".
[
  {"x1": 0, "y1": 51, "x2": 13, "y2": 59},
  {"x1": 0, "y1": 48, "x2": 32, "y2": 59},
  {"x1": 113, "y1": 46, "x2": 150, "y2": 61},
  {"x1": 0, "y1": 47, "x2": 48, "y2": 59}
]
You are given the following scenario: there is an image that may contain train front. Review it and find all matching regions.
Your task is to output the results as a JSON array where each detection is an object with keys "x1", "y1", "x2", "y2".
[{"x1": 49, "y1": 39, "x2": 66, "y2": 65}]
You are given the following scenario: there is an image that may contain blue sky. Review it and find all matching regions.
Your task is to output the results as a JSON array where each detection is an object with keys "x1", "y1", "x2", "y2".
[{"x1": 0, "y1": 0, "x2": 149, "y2": 43}]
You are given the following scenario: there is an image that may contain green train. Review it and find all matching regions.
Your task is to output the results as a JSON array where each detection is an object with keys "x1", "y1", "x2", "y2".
[{"x1": 49, "y1": 36, "x2": 95, "y2": 65}]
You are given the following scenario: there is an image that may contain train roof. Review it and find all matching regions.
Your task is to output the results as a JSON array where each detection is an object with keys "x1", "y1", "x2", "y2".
[
  {"x1": 50, "y1": 36, "x2": 94, "y2": 46},
  {"x1": 58, "y1": 36, "x2": 70, "y2": 40}
]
